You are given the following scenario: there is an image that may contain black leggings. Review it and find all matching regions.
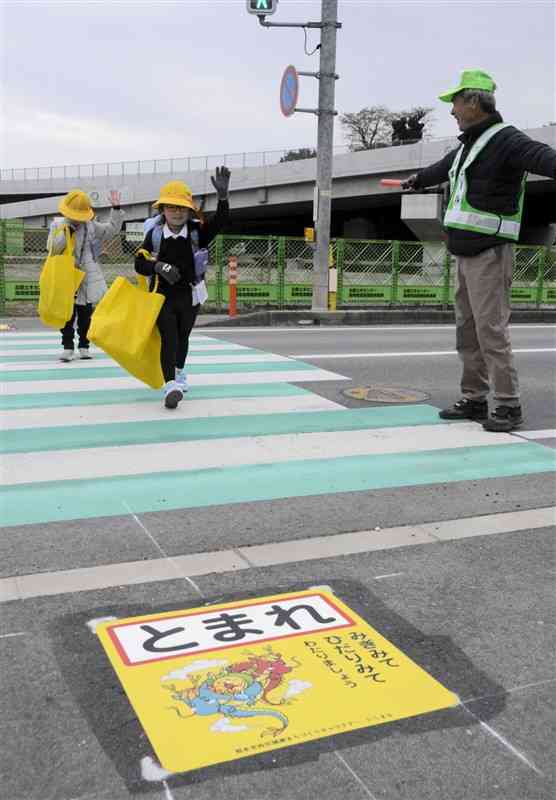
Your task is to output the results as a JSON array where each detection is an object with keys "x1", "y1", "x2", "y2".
[
  {"x1": 60, "y1": 303, "x2": 93, "y2": 350},
  {"x1": 156, "y1": 289, "x2": 199, "y2": 382}
]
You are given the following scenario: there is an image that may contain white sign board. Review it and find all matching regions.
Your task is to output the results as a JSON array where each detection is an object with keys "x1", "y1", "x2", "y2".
[
  {"x1": 125, "y1": 222, "x2": 145, "y2": 243},
  {"x1": 86, "y1": 187, "x2": 132, "y2": 208}
]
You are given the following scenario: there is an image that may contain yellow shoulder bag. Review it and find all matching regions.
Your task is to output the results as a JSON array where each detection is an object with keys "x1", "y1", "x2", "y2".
[
  {"x1": 88, "y1": 275, "x2": 165, "y2": 389},
  {"x1": 38, "y1": 227, "x2": 86, "y2": 329}
]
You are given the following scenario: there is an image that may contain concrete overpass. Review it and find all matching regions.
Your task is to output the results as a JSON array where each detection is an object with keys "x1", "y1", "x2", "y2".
[{"x1": 1, "y1": 127, "x2": 555, "y2": 243}]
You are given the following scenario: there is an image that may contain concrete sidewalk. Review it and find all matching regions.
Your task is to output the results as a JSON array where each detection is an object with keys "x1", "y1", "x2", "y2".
[{"x1": 2, "y1": 521, "x2": 554, "y2": 800}]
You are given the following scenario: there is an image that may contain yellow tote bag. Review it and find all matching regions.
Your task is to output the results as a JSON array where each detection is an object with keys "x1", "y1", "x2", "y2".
[
  {"x1": 38, "y1": 229, "x2": 86, "y2": 329},
  {"x1": 88, "y1": 275, "x2": 165, "y2": 389}
]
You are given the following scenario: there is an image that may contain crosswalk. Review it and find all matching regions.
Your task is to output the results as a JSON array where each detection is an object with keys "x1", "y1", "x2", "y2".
[{"x1": 1, "y1": 331, "x2": 554, "y2": 529}]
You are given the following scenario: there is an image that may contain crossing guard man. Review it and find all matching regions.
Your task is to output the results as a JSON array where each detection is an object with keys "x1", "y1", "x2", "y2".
[{"x1": 403, "y1": 70, "x2": 556, "y2": 431}]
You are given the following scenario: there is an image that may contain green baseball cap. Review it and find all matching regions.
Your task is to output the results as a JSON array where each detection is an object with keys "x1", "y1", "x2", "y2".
[{"x1": 438, "y1": 69, "x2": 497, "y2": 103}]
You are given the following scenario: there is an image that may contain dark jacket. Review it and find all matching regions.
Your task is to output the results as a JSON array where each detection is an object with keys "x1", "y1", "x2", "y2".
[
  {"x1": 415, "y1": 113, "x2": 556, "y2": 256},
  {"x1": 135, "y1": 199, "x2": 229, "y2": 294}
]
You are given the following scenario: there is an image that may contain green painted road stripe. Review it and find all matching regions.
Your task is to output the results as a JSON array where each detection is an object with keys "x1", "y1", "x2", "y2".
[
  {"x1": 0, "y1": 405, "x2": 445, "y2": 454},
  {"x1": 0, "y1": 333, "x2": 219, "y2": 340},
  {"x1": 0, "y1": 344, "x2": 71, "y2": 351},
  {"x1": 0, "y1": 341, "x2": 245, "y2": 350},
  {"x1": 0, "y1": 382, "x2": 308, "y2": 411},
  {"x1": 0, "y1": 348, "x2": 262, "y2": 363},
  {"x1": 0, "y1": 361, "x2": 311, "y2": 382},
  {"x1": 2, "y1": 443, "x2": 553, "y2": 527}
]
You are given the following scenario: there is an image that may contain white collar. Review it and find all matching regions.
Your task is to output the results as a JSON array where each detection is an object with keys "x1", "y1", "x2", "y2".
[{"x1": 163, "y1": 222, "x2": 188, "y2": 240}]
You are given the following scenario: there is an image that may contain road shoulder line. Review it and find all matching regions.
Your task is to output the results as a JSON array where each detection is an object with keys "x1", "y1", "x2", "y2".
[{"x1": 0, "y1": 506, "x2": 553, "y2": 603}]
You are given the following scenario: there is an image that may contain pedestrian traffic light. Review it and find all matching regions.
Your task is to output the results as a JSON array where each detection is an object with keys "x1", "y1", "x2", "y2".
[{"x1": 246, "y1": 0, "x2": 278, "y2": 16}]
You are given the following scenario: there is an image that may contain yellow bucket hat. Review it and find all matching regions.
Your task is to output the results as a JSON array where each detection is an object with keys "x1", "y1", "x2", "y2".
[
  {"x1": 153, "y1": 180, "x2": 198, "y2": 211},
  {"x1": 58, "y1": 189, "x2": 94, "y2": 222}
]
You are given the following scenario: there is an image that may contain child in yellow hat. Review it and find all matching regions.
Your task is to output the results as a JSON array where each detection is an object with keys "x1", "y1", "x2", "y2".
[
  {"x1": 135, "y1": 167, "x2": 230, "y2": 409},
  {"x1": 48, "y1": 189, "x2": 124, "y2": 361}
]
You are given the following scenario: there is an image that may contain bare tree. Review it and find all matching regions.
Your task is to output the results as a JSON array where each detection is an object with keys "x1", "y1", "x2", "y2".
[
  {"x1": 280, "y1": 148, "x2": 317, "y2": 162},
  {"x1": 340, "y1": 106, "x2": 394, "y2": 151},
  {"x1": 391, "y1": 107, "x2": 434, "y2": 144}
]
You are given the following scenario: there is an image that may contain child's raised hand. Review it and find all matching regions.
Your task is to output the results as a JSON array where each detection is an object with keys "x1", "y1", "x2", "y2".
[
  {"x1": 211, "y1": 166, "x2": 231, "y2": 200},
  {"x1": 109, "y1": 190, "x2": 122, "y2": 207}
]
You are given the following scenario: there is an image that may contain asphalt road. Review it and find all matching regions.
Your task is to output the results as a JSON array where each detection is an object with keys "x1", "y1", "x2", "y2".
[
  {"x1": 1, "y1": 320, "x2": 554, "y2": 800},
  {"x1": 200, "y1": 323, "x2": 556, "y2": 432}
]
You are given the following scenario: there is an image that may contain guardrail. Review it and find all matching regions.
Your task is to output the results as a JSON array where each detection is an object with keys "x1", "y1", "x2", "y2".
[
  {"x1": 1, "y1": 223, "x2": 554, "y2": 315},
  {"x1": 2, "y1": 121, "x2": 551, "y2": 183},
  {"x1": 0, "y1": 138, "x2": 462, "y2": 183}
]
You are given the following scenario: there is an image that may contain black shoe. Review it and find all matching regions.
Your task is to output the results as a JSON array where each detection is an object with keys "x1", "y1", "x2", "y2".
[
  {"x1": 482, "y1": 405, "x2": 523, "y2": 432},
  {"x1": 164, "y1": 390, "x2": 182, "y2": 410},
  {"x1": 439, "y1": 398, "x2": 488, "y2": 421}
]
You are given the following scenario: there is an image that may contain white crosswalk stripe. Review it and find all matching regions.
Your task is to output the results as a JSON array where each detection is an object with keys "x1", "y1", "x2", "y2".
[{"x1": 1, "y1": 331, "x2": 553, "y2": 529}]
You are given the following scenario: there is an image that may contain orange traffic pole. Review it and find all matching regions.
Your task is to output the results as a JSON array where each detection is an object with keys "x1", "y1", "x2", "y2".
[{"x1": 228, "y1": 255, "x2": 238, "y2": 317}]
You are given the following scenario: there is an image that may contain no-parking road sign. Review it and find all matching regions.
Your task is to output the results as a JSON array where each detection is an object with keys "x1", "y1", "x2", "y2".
[{"x1": 280, "y1": 65, "x2": 299, "y2": 117}]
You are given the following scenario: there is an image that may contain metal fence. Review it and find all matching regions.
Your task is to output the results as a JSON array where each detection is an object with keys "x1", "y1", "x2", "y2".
[
  {"x1": 0, "y1": 139, "x2": 461, "y2": 183},
  {"x1": 1, "y1": 221, "x2": 555, "y2": 315},
  {"x1": 3, "y1": 124, "x2": 549, "y2": 183}
]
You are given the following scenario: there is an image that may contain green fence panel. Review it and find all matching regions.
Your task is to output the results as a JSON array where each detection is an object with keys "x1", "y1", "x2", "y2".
[
  {"x1": 535, "y1": 246, "x2": 546, "y2": 306},
  {"x1": 339, "y1": 239, "x2": 394, "y2": 305},
  {"x1": 396, "y1": 241, "x2": 447, "y2": 305},
  {"x1": 284, "y1": 237, "x2": 314, "y2": 306},
  {"x1": 0, "y1": 222, "x2": 5, "y2": 315},
  {"x1": 447, "y1": 254, "x2": 456, "y2": 304},
  {"x1": 219, "y1": 235, "x2": 279, "y2": 308},
  {"x1": 543, "y1": 246, "x2": 556, "y2": 304},
  {"x1": 5, "y1": 281, "x2": 40, "y2": 301},
  {"x1": 211, "y1": 235, "x2": 224, "y2": 308},
  {"x1": 1, "y1": 227, "x2": 554, "y2": 312},
  {"x1": 512, "y1": 245, "x2": 544, "y2": 303},
  {"x1": 277, "y1": 236, "x2": 286, "y2": 309},
  {"x1": 335, "y1": 238, "x2": 345, "y2": 305},
  {"x1": 442, "y1": 248, "x2": 451, "y2": 305},
  {"x1": 5, "y1": 220, "x2": 24, "y2": 255}
]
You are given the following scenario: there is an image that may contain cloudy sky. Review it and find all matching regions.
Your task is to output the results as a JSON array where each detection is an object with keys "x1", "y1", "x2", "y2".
[{"x1": 1, "y1": 0, "x2": 554, "y2": 170}]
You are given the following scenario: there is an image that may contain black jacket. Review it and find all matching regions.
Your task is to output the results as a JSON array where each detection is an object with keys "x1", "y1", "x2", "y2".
[
  {"x1": 135, "y1": 199, "x2": 229, "y2": 294},
  {"x1": 415, "y1": 113, "x2": 556, "y2": 256}
]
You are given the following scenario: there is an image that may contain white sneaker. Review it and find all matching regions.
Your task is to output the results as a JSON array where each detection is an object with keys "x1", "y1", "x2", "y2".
[
  {"x1": 79, "y1": 348, "x2": 93, "y2": 360},
  {"x1": 60, "y1": 350, "x2": 74, "y2": 362},
  {"x1": 164, "y1": 380, "x2": 183, "y2": 410},
  {"x1": 175, "y1": 368, "x2": 189, "y2": 392}
]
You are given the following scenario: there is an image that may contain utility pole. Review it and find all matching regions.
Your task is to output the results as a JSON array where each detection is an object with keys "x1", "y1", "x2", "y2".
[
  {"x1": 313, "y1": 0, "x2": 338, "y2": 310},
  {"x1": 249, "y1": 0, "x2": 341, "y2": 312}
]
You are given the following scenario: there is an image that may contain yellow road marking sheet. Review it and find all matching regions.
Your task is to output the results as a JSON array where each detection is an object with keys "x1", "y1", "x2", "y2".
[{"x1": 97, "y1": 589, "x2": 458, "y2": 772}]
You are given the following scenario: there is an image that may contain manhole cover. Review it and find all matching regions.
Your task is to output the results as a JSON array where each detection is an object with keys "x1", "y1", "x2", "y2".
[{"x1": 343, "y1": 385, "x2": 430, "y2": 403}]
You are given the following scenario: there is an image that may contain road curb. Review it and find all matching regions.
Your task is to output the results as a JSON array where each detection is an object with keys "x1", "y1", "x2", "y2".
[
  {"x1": 2, "y1": 309, "x2": 555, "y2": 330},
  {"x1": 200, "y1": 308, "x2": 556, "y2": 327}
]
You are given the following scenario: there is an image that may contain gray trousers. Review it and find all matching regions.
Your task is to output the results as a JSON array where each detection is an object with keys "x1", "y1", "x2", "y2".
[{"x1": 455, "y1": 243, "x2": 520, "y2": 405}]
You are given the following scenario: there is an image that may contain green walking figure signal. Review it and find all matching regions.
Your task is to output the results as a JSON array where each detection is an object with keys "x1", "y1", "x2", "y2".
[{"x1": 246, "y1": 0, "x2": 278, "y2": 15}]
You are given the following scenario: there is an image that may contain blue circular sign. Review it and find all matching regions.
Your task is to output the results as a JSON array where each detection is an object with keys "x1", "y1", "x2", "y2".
[{"x1": 280, "y1": 65, "x2": 298, "y2": 118}]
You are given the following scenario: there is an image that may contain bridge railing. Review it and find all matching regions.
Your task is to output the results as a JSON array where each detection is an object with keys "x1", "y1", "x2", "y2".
[
  {"x1": 0, "y1": 148, "x2": 344, "y2": 183},
  {"x1": 0, "y1": 137, "x2": 465, "y2": 183},
  {"x1": 1, "y1": 223, "x2": 554, "y2": 315}
]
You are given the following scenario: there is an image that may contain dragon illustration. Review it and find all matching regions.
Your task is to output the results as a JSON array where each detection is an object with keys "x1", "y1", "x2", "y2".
[{"x1": 163, "y1": 647, "x2": 301, "y2": 737}]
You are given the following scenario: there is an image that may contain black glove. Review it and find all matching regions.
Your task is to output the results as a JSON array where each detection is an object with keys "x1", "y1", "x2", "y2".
[
  {"x1": 401, "y1": 173, "x2": 419, "y2": 191},
  {"x1": 211, "y1": 166, "x2": 231, "y2": 200},
  {"x1": 154, "y1": 261, "x2": 180, "y2": 285}
]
